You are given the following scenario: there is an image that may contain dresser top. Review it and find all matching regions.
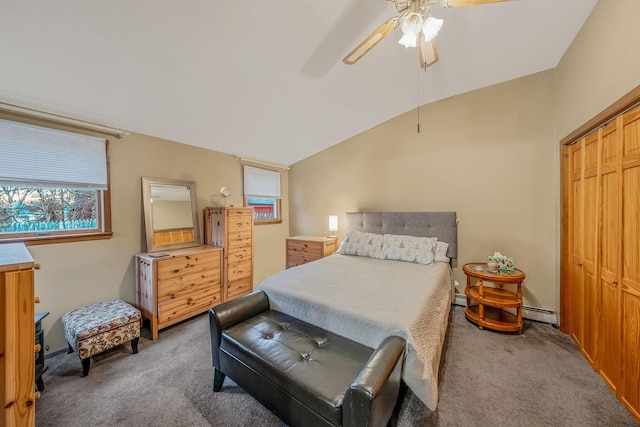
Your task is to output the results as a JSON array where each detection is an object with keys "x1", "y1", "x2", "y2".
[
  {"x1": 0, "y1": 243, "x2": 35, "y2": 272},
  {"x1": 287, "y1": 235, "x2": 337, "y2": 243},
  {"x1": 136, "y1": 244, "x2": 222, "y2": 261}
]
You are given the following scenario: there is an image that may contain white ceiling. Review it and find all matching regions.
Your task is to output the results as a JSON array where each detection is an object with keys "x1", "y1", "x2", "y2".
[{"x1": 0, "y1": 0, "x2": 598, "y2": 166}]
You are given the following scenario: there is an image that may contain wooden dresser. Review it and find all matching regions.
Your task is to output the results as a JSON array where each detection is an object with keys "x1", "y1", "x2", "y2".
[
  {"x1": 204, "y1": 207, "x2": 254, "y2": 302},
  {"x1": 286, "y1": 236, "x2": 338, "y2": 269},
  {"x1": 135, "y1": 245, "x2": 223, "y2": 340},
  {"x1": 1, "y1": 243, "x2": 38, "y2": 427}
]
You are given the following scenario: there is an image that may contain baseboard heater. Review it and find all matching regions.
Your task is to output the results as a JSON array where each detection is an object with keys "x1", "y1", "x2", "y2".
[{"x1": 453, "y1": 293, "x2": 558, "y2": 326}]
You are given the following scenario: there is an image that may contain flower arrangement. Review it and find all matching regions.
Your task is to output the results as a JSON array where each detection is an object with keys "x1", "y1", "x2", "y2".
[{"x1": 488, "y1": 252, "x2": 514, "y2": 273}]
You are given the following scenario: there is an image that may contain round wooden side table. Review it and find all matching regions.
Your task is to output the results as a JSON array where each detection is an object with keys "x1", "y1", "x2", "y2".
[{"x1": 462, "y1": 262, "x2": 526, "y2": 333}]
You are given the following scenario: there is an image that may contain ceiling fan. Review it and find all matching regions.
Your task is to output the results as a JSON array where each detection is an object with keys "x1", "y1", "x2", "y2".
[{"x1": 343, "y1": 0, "x2": 510, "y2": 69}]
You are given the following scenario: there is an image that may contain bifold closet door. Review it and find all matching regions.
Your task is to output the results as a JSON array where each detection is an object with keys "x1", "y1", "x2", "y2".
[
  {"x1": 580, "y1": 132, "x2": 599, "y2": 365},
  {"x1": 568, "y1": 133, "x2": 599, "y2": 362},
  {"x1": 569, "y1": 141, "x2": 584, "y2": 346},
  {"x1": 598, "y1": 118, "x2": 621, "y2": 391},
  {"x1": 562, "y1": 95, "x2": 640, "y2": 421},
  {"x1": 620, "y1": 107, "x2": 640, "y2": 414}
]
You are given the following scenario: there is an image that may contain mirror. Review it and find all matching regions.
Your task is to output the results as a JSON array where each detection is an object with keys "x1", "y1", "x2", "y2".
[{"x1": 141, "y1": 177, "x2": 201, "y2": 252}]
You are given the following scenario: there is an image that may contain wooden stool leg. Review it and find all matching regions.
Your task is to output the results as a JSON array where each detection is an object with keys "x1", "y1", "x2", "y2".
[
  {"x1": 81, "y1": 358, "x2": 90, "y2": 377},
  {"x1": 131, "y1": 337, "x2": 139, "y2": 354}
]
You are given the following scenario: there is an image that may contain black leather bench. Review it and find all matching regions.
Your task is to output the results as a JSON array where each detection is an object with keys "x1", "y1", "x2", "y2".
[{"x1": 209, "y1": 291, "x2": 406, "y2": 427}]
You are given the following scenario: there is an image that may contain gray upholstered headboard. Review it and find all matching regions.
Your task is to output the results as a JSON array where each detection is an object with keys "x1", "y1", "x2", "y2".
[{"x1": 345, "y1": 212, "x2": 457, "y2": 259}]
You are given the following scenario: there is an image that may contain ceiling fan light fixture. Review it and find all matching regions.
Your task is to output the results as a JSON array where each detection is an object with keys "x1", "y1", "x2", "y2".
[
  {"x1": 398, "y1": 11, "x2": 424, "y2": 48},
  {"x1": 401, "y1": 12, "x2": 424, "y2": 34},
  {"x1": 343, "y1": 0, "x2": 509, "y2": 69},
  {"x1": 422, "y1": 16, "x2": 444, "y2": 41},
  {"x1": 398, "y1": 31, "x2": 418, "y2": 48}
]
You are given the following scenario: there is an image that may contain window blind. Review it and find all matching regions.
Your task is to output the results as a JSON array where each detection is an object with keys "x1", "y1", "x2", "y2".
[
  {"x1": 0, "y1": 119, "x2": 107, "y2": 189},
  {"x1": 243, "y1": 165, "x2": 281, "y2": 198}
]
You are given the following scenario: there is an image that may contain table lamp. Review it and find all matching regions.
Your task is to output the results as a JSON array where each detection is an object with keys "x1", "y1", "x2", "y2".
[{"x1": 329, "y1": 215, "x2": 338, "y2": 236}]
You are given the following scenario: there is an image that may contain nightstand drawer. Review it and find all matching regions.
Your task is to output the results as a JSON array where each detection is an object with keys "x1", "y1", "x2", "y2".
[{"x1": 287, "y1": 240, "x2": 324, "y2": 257}]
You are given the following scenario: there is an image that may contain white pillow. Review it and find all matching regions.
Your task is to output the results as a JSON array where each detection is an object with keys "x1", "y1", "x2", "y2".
[
  {"x1": 338, "y1": 230, "x2": 384, "y2": 259},
  {"x1": 434, "y1": 241, "x2": 450, "y2": 263},
  {"x1": 383, "y1": 234, "x2": 437, "y2": 265}
]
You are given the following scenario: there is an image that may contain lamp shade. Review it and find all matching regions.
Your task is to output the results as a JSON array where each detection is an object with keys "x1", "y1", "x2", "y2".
[
  {"x1": 422, "y1": 16, "x2": 443, "y2": 42},
  {"x1": 398, "y1": 12, "x2": 424, "y2": 48},
  {"x1": 329, "y1": 215, "x2": 338, "y2": 232}
]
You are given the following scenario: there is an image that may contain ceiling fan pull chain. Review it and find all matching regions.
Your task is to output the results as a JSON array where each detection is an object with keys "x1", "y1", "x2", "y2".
[{"x1": 417, "y1": 68, "x2": 421, "y2": 133}]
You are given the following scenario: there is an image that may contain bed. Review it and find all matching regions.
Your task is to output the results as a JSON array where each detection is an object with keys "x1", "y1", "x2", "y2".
[{"x1": 256, "y1": 211, "x2": 457, "y2": 410}]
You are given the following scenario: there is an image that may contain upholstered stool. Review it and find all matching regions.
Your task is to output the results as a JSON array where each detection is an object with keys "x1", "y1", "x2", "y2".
[{"x1": 62, "y1": 299, "x2": 141, "y2": 377}]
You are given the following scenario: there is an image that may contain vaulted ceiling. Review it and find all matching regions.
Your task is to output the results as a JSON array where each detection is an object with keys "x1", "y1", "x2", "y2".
[{"x1": 0, "y1": 0, "x2": 598, "y2": 166}]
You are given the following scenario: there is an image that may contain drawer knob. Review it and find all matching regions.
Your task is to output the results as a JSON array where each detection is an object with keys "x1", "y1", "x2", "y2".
[
  {"x1": 35, "y1": 296, "x2": 41, "y2": 304},
  {"x1": 34, "y1": 344, "x2": 41, "y2": 353}
]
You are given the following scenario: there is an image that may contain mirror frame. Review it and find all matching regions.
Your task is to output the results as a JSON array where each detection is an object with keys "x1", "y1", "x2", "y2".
[{"x1": 141, "y1": 176, "x2": 201, "y2": 252}]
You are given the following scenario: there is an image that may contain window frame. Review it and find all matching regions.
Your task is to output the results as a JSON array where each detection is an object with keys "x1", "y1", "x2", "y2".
[
  {"x1": 243, "y1": 196, "x2": 282, "y2": 225},
  {"x1": 0, "y1": 136, "x2": 113, "y2": 246},
  {"x1": 242, "y1": 164, "x2": 283, "y2": 225}
]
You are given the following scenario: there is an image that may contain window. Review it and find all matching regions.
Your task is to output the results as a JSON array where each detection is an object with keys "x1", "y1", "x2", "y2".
[
  {"x1": 0, "y1": 119, "x2": 112, "y2": 244},
  {"x1": 243, "y1": 165, "x2": 282, "y2": 224}
]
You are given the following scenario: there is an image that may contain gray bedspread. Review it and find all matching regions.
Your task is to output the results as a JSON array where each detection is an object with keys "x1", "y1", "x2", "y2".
[{"x1": 256, "y1": 253, "x2": 452, "y2": 410}]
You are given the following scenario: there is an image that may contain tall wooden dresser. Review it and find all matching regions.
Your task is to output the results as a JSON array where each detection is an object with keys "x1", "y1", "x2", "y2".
[
  {"x1": 1, "y1": 243, "x2": 38, "y2": 427},
  {"x1": 135, "y1": 245, "x2": 223, "y2": 340},
  {"x1": 204, "y1": 207, "x2": 254, "y2": 302}
]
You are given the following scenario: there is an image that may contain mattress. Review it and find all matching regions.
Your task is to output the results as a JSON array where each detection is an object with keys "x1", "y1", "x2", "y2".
[{"x1": 256, "y1": 253, "x2": 452, "y2": 410}]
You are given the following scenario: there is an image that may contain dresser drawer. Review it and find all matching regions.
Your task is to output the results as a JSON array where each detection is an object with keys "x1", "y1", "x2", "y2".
[
  {"x1": 157, "y1": 251, "x2": 220, "y2": 281},
  {"x1": 228, "y1": 245, "x2": 252, "y2": 262},
  {"x1": 228, "y1": 258, "x2": 252, "y2": 281},
  {"x1": 157, "y1": 269, "x2": 222, "y2": 302},
  {"x1": 158, "y1": 287, "x2": 221, "y2": 326},
  {"x1": 286, "y1": 253, "x2": 319, "y2": 268},
  {"x1": 226, "y1": 208, "x2": 251, "y2": 218},
  {"x1": 227, "y1": 230, "x2": 252, "y2": 248},
  {"x1": 287, "y1": 240, "x2": 323, "y2": 257},
  {"x1": 227, "y1": 277, "x2": 252, "y2": 301},
  {"x1": 227, "y1": 216, "x2": 252, "y2": 233}
]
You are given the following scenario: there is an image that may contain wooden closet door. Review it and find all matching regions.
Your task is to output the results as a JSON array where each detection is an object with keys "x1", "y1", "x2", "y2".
[
  {"x1": 581, "y1": 132, "x2": 599, "y2": 364},
  {"x1": 569, "y1": 140, "x2": 584, "y2": 345},
  {"x1": 598, "y1": 118, "x2": 621, "y2": 390},
  {"x1": 620, "y1": 106, "x2": 640, "y2": 417}
]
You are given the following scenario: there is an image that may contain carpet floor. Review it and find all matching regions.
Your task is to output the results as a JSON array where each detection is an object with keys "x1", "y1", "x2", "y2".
[{"x1": 35, "y1": 305, "x2": 638, "y2": 426}]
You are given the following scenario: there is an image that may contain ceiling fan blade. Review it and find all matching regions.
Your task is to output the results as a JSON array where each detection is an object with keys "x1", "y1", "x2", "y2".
[
  {"x1": 441, "y1": 0, "x2": 510, "y2": 7},
  {"x1": 342, "y1": 16, "x2": 401, "y2": 65},
  {"x1": 300, "y1": 0, "x2": 390, "y2": 77},
  {"x1": 418, "y1": 36, "x2": 439, "y2": 69}
]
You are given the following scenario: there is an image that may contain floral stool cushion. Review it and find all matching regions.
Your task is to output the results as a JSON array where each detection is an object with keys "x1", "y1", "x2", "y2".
[{"x1": 62, "y1": 299, "x2": 141, "y2": 377}]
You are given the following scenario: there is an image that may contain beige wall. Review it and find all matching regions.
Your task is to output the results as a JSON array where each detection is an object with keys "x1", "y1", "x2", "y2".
[
  {"x1": 289, "y1": 70, "x2": 557, "y2": 310},
  {"x1": 11, "y1": 129, "x2": 289, "y2": 353},
  {"x1": 555, "y1": 0, "x2": 640, "y2": 140}
]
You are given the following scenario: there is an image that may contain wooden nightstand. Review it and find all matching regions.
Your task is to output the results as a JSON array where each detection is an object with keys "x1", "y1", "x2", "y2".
[
  {"x1": 462, "y1": 262, "x2": 526, "y2": 333},
  {"x1": 286, "y1": 236, "x2": 338, "y2": 269}
]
